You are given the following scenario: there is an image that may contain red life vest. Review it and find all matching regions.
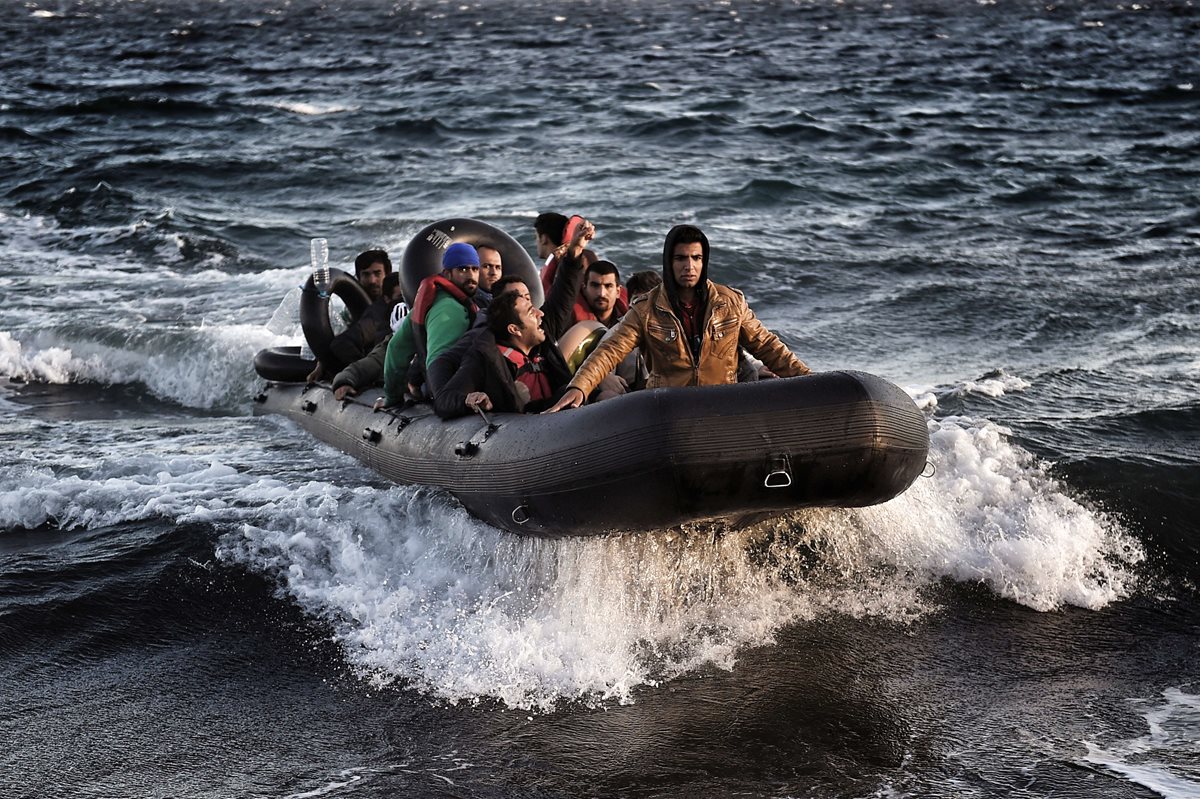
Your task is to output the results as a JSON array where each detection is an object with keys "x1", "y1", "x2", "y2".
[
  {"x1": 570, "y1": 293, "x2": 628, "y2": 326},
  {"x1": 409, "y1": 274, "x2": 478, "y2": 368},
  {"x1": 497, "y1": 345, "x2": 552, "y2": 402},
  {"x1": 411, "y1": 274, "x2": 477, "y2": 325}
]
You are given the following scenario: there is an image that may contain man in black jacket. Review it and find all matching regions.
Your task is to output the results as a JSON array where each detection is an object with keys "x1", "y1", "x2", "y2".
[
  {"x1": 307, "y1": 250, "x2": 396, "y2": 382},
  {"x1": 434, "y1": 289, "x2": 573, "y2": 418}
]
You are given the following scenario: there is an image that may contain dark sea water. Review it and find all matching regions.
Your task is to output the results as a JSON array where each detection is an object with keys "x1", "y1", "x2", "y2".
[{"x1": 2, "y1": 0, "x2": 1198, "y2": 796}]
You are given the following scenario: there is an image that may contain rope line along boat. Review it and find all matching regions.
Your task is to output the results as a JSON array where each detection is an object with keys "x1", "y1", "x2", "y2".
[{"x1": 252, "y1": 370, "x2": 929, "y2": 536}]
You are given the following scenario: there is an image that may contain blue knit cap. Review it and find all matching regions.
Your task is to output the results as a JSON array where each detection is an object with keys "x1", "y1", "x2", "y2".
[{"x1": 442, "y1": 242, "x2": 480, "y2": 269}]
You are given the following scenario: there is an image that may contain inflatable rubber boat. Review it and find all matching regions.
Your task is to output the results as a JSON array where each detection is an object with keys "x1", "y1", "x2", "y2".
[
  {"x1": 253, "y1": 218, "x2": 930, "y2": 536},
  {"x1": 253, "y1": 373, "x2": 928, "y2": 536}
]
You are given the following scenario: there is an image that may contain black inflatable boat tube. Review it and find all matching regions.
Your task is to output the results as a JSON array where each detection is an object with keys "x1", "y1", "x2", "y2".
[{"x1": 252, "y1": 371, "x2": 930, "y2": 536}]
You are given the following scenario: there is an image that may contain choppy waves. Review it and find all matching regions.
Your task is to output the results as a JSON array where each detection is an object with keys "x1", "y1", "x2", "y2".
[
  {"x1": 0, "y1": 0, "x2": 1194, "y2": 724},
  {"x1": 0, "y1": 207, "x2": 334, "y2": 409},
  {"x1": 0, "y1": 326, "x2": 286, "y2": 410}
]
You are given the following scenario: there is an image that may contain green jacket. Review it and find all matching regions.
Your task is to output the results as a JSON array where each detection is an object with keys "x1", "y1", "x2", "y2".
[{"x1": 383, "y1": 292, "x2": 471, "y2": 405}]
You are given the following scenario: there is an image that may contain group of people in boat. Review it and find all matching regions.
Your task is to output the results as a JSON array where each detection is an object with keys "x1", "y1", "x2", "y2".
[{"x1": 303, "y1": 214, "x2": 812, "y2": 419}]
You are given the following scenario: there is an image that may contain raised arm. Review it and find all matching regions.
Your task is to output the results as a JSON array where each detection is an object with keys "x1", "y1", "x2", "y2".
[{"x1": 541, "y1": 220, "x2": 594, "y2": 340}]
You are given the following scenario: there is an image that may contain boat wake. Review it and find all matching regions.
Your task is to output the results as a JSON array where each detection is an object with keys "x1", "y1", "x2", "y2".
[
  {"x1": 0, "y1": 371, "x2": 1143, "y2": 710},
  {"x1": 211, "y1": 407, "x2": 1139, "y2": 710}
]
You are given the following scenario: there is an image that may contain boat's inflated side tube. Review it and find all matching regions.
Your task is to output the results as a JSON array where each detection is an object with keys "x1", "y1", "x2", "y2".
[
  {"x1": 254, "y1": 346, "x2": 316, "y2": 382},
  {"x1": 299, "y1": 267, "x2": 372, "y2": 367},
  {"x1": 251, "y1": 371, "x2": 931, "y2": 536},
  {"x1": 401, "y1": 218, "x2": 541, "y2": 310}
]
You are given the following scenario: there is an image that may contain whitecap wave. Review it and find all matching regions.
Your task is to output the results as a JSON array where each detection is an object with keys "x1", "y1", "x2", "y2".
[
  {"x1": 949, "y1": 371, "x2": 1031, "y2": 398},
  {"x1": 0, "y1": 455, "x2": 247, "y2": 533},
  {"x1": 868, "y1": 412, "x2": 1143, "y2": 611},
  {"x1": 261, "y1": 100, "x2": 358, "y2": 116},
  {"x1": 0, "y1": 323, "x2": 294, "y2": 409},
  {"x1": 1083, "y1": 688, "x2": 1200, "y2": 799}
]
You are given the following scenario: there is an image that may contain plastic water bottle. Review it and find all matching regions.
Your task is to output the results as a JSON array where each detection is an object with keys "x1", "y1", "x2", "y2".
[{"x1": 311, "y1": 237, "x2": 330, "y2": 299}]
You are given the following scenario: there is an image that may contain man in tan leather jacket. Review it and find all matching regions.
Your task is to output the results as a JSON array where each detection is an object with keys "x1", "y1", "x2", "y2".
[{"x1": 546, "y1": 224, "x2": 810, "y2": 411}]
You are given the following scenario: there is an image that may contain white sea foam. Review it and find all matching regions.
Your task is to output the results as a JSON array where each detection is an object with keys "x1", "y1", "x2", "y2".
[
  {"x1": 0, "y1": 456, "x2": 247, "y2": 533},
  {"x1": 0, "y1": 323, "x2": 293, "y2": 409},
  {"x1": 261, "y1": 100, "x2": 358, "y2": 116},
  {"x1": 0, "y1": 205, "x2": 310, "y2": 409},
  {"x1": 854, "y1": 412, "x2": 1142, "y2": 611},
  {"x1": 0, "y1": 385, "x2": 1143, "y2": 710},
  {"x1": 1083, "y1": 688, "x2": 1200, "y2": 799},
  {"x1": 211, "y1": 403, "x2": 1136, "y2": 708},
  {"x1": 2, "y1": 243, "x2": 289, "y2": 397},
  {"x1": 214, "y1": 487, "x2": 920, "y2": 710},
  {"x1": 0, "y1": 210, "x2": 90, "y2": 275},
  {"x1": 0, "y1": 332, "x2": 78, "y2": 384},
  {"x1": 905, "y1": 385, "x2": 939, "y2": 411},
  {"x1": 949, "y1": 371, "x2": 1031, "y2": 398}
]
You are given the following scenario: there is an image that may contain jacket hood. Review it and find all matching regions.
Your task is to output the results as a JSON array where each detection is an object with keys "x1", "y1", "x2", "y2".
[{"x1": 661, "y1": 224, "x2": 710, "y2": 311}]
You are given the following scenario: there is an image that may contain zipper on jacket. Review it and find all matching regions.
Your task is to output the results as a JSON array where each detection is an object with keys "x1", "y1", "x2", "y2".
[{"x1": 656, "y1": 303, "x2": 695, "y2": 369}]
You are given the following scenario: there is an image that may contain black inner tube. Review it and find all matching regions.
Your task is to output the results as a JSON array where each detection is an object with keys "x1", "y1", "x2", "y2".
[
  {"x1": 299, "y1": 267, "x2": 372, "y2": 366},
  {"x1": 401, "y1": 218, "x2": 540, "y2": 309},
  {"x1": 253, "y1": 345, "x2": 315, "y2": 382}
]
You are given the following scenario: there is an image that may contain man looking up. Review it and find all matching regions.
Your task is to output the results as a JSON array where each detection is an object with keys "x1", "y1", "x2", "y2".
[
  {"x1": 380, "y1": 242, "x2": 480, "y2": 406},
  {"x1": 434, "y1": 290, "x2": 572, "y2": 419},
  {"x1": 546, "y1": 224, "x2": 811, "y2": 412}
]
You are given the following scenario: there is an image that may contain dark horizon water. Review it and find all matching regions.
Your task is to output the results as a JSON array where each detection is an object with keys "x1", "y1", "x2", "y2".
[{"x1": 2, "y1": 1, "x2": 1198, "y2": 797}]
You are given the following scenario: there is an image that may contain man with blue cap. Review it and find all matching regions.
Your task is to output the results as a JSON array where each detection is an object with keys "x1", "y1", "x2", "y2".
[{"x1": 380, "y1": 242, "x2": 481, "y2": 406}]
